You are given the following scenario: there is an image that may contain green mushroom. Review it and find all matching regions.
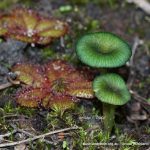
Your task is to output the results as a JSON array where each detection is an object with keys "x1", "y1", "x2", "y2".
[
  {"x1": 76, "y1": 31, "x2": 132, "y2": 135},
  {"x1": 76, "y1": 32, "x2": 131, "y2": 68},
  {"x1": 93, "y1": 73, "x2": 131, "y2": 133}
]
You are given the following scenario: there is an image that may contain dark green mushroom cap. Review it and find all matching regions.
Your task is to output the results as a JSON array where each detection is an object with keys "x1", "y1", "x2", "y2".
[
  {"x1": 76, "y1": 32, "x2": 132, "y2": 68},
  {"x1": 93, "y1": 73, "x2": 131, "y2": 105}
]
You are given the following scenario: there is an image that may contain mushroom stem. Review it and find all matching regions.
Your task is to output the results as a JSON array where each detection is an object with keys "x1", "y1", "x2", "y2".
[
  {"x1": 99, "y1": 68, "x2": 108, "y2": 74},
  {"x1": 103, "y1": 103, "x2": 116, "y2": 135}
]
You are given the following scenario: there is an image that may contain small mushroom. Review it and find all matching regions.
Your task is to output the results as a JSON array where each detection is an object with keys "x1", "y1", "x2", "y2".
[
  {"x1": 93, "y1": 73, "x2": 131, "y2": 133},
  {"x1": 76, "y1": 32, "x2": 131, "y2": 68},
  {"x1": 93, "y1": 73, "x2": 131, "y2": 106},
  {"x1": 76, "y1": 32, "x2": 132, "y2": 135}
]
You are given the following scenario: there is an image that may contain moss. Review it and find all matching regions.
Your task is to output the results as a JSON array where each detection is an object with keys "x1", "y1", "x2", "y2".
[
  {"x1": 0, "y1": 0, "x2": 33, "y2": 10},
  {"x1": 0, "y1": 100, "x2": 142, "y2": 149},
  {"x1": 42, "y1": 48, "x2": 55, "y2": 59},
  {"x1": 0, "y1": 0, "x2": 18, "y2": 10},
  {"x1": 70, "y1": 0, "x2": 119, "y2": 8},
  {"x1": 59, "y1": 5, "x2": 73, "y2": 13},
  {"x1": 3, "y1": 101, "x2": 36, "y2": 116}
]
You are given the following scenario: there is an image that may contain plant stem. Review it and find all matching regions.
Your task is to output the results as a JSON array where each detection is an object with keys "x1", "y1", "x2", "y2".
[
  {"x1": 99, "y1": 68, "x2": 108, "y2": 74},
  {"x1": 103, "y1": 103, "x2": 116, "y2": 135}
]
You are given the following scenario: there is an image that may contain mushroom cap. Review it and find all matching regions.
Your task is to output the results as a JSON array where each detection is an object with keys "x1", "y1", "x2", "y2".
[
  {"x1": 93, "y1": 73, "x2": 131, "y2": 105},
  {"x1": 76, "y1": 32, "x2": 131, "y2": 68}
]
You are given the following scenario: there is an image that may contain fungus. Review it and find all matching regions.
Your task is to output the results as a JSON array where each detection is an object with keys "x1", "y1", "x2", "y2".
[
  {"x1": 76, "y1": 32, "x2": 131, "y2": 68},
  {"x1": 93, "y1": 73, "x2": 131, "y2": 133},
  {"x1": 0, "y1": 8, "x2": 68, "y2": 45},
  {"x1": 12, "y1": 60, "x2": 94, "y2": 112},
  {"x1": 76, "y1": 31, "x2": 132, "y2": 135}
]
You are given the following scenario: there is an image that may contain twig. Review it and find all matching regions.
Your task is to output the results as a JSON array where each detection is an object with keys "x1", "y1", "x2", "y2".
[
  {"x1": 0, "y1": 126, "x2": 79, "y2": 148},
  {"x1": 17, "y1": 129, "x2": 57, "y2": 145},
  {"x1": 129, "y1": 36, "x2": 143, "y2": 67},
  {"x1": 0, "y1": 72, "x2": 21, "y2": 90},
  {"x1": 7, "y1": 76, "x2": 20, "y2": 85},
  {"x1": 60, "y1": 36, "x2": 65, "y2": 48},
  {"x1": 3, "y1": 114, "x2": 29, "y2": 119},
  {"x1": 0, "y1": 82, "x2": 13, "y2": 90},
  {"x1": 0, "y1": 130, "x2": 17, "y2": 140},
  {"x1": 127, "y1": 37, "x2": 150, "y2": 107},
  {"x1": 130, "y1": 90, "x2": 150, "y2": 106},
  {"x1": 127, "y1": 36, "x2": 143, "y2": 88},
  {"x1": 126, "y1": 0, "x2": 150, "y2": 15}
]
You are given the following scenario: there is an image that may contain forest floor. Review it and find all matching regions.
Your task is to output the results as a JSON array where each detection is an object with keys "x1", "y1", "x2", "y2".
[{"x1": 0, "y1": 0, "x2": 150, "y2": 150}]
